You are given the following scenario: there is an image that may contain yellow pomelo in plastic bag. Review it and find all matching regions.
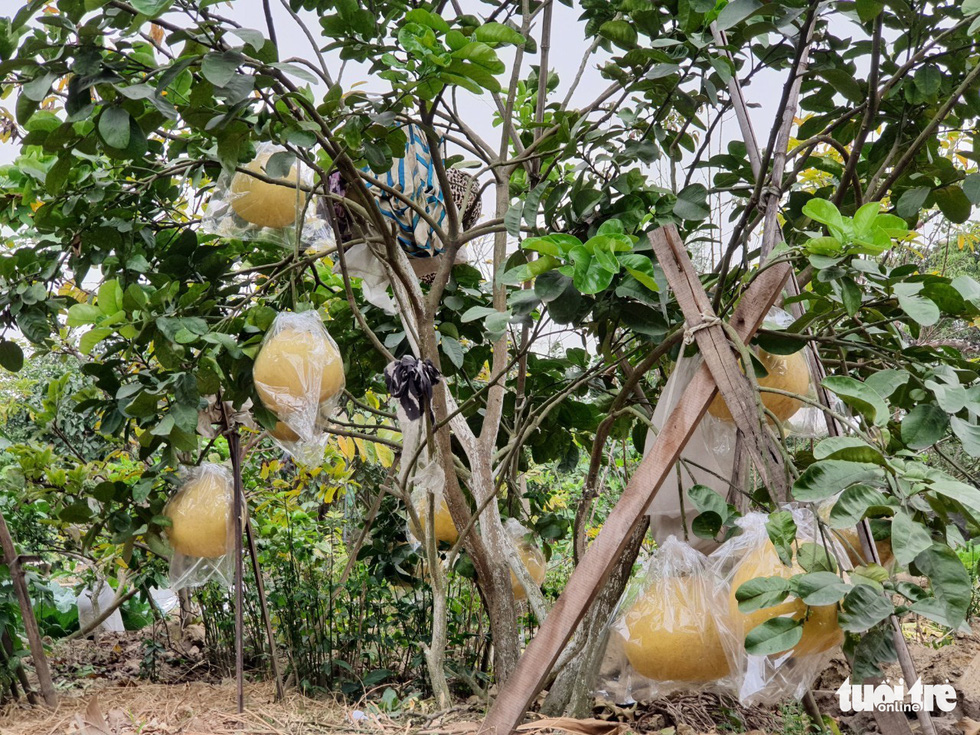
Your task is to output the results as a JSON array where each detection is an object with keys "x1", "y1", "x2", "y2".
[
  {"x1": 708, "y1": 349, "x2": 809, "y2": 423},
  {"x1": 230, "y1": 154, "x2": 301, "y2": 229},
  {"x1": 622, "y1": 576, "x2": 731, "y2": 682},
  {"x1": 837, "y1": 527, "x2": 894, "y2": 568},
  {"x1": 415, "y1": 496, "x2": 458, "y2": 545},
  {"x1": 270, "y1": 421, "x2": 300, "y2": 443},
  {"x1": 510, "y1": 543, "x2": 547, "y2": 601},
  {"x1": 165, "y1": 472, "x2": 231, "y2": 558},
  {"x1": 253, "y1": 326, "x2": 345, "y2": 416},
  {"x1": 730, "y1": 542, "x2": 843, "y2": 657}
]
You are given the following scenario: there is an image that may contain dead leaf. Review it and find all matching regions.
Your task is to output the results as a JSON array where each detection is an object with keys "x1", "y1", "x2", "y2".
[
  {"x1": 957, "y1": 717, "x2": 980, "y2": 735},
  {"x1": 74, "y1": 696, "x2": 112, "y2": 735},
  {"x1": 517, "y1": 717, "x2": 630, "y2": 735}
]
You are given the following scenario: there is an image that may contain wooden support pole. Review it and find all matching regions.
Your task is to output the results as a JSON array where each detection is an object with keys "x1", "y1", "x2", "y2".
[
  {"x1": 0, "y1": 510, "x2": 57, "y2": 707},
  {"x1": 479, "y1": 242, "x2": 791, "y2": 735},
  {"x1": 649, "y1": 225, "x2": 788, "y2": 501}
]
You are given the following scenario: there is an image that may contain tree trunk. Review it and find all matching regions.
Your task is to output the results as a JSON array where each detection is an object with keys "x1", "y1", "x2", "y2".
[{"x1": 540, "y1": 519, "x2": 648, "y2": 718}]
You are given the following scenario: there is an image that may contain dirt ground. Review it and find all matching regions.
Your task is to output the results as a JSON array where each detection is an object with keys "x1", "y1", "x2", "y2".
[{"x1": 4, "y1": 624, "x2": 980, "y2": 735}]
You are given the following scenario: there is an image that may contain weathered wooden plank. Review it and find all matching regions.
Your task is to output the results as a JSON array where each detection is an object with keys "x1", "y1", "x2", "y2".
[
  {"x1": 479, "y1": 239, "x2": 791, "y2": 735},
  {"x1": 649, "y1": 225, "x2": 787, "y2": 501}
]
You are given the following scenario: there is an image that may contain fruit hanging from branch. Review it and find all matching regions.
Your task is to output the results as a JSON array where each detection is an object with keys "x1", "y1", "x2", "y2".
[
  {"x1": 164, "y1": 465, "x2": 233, "y2": 559},
  {"x1": 707, "y1": 349, "x2": 809, "y2": 423},
  {"x1": 230, "y1": 153, "x2": 303, "y2": 229}
]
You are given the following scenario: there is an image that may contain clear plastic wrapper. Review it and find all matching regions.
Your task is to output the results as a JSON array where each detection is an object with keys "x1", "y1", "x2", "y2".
[
  {"x1": 816, "y1": 494, "x2": 894, "y2": 569},
  {"x1": 164, "y1": 464, "x2": 236, "y2": 590},
  {"x1": 504, "y1": 517, "x2": 546, "y2": 601},
  {"x1": 710, "y1": 509, "x2": 846, "y2": 705},
  {"x1": 201, "y1": 143, "x2": 335, "y2": 251},
  {"x1": 597, "y1": 536, "x2": 741, "y2": 703},
  {"x1": 253, "y1": 310, "x2": 346, "y2": 463},
  {"x1": 646, "y1": 352, "x2": 736, "y2": 553},
  {"x1": 646, "y1": 307, "x2": 818, "y2": 551},
  {"x1": 408, "y1": 459, "x2": 458, "y2": 547}
]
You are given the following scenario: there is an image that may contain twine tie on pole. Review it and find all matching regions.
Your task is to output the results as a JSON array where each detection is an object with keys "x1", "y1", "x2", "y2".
[{"x1": 683, "y1": 313, "x2": 723, "y2": 346}]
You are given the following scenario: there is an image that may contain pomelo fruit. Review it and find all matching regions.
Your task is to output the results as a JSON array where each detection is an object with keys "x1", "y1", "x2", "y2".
[
  {"x1": 510, "y1": 542, "x2": 547, "y2": 601},
  {"x1": 707, "y1": 349, "x2": 809, "y2": 423},
  {"x1": 622, "y1": 576, "x2": 732, "y2": 682},
  {"x1": 729, "y1": 541, "x2": 843, "y2": 657},
  {"x1": 253, "y1": 323, "x2": 345, "y2": 418},
  {"x1": 230, "y1": 153, "x2": 302, "y2": 229},
  {"x1": 165, "y1": 470, "x2": 232, "y2": 558},
  {"x1": 270, "y1": 421, "x2": 300, "y2": 443},
  {"x1": 838, "y1": 527, "x2": 895, "y2": 568},
  {"x1": 414, "y1": 496, "x2": 459, "y2": 545}
]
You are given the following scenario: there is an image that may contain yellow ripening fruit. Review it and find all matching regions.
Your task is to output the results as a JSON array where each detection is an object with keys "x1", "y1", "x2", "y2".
[
  {"x1": 414, "y1": 496, "x2": 459, "y2": 545},
  {"x1": 270, "y1": 421, "x2": 300, "y2": 443},
  {"x1": 253, "y1": 325, "x2": 345, "y2": 417},
  {"x1": 622, "y1": 576, "x2": 732, "y2": 682},
  {"x1": 707, "y1": 349, "x2": 810, "y2": 423},
  {"x1": 838, "y1": 528, "x2": 895, "y2": 568},
  {"x1": 729, "y1": 542, "x2": 843, "y2": 657},
  {"x1": 165, "y1": 472, "x2": 231, "y2": 558},
  {"x1": 510, "y1": 543, "x2": 547, "y2": 601},
  {"x1": 230, "y1": 154, "x2": 301, "y2": 229}
]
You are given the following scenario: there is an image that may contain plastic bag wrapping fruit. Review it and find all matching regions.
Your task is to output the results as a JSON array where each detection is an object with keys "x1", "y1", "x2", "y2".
[
  {"x1": 503, "y1": 517, "x2": 547, "y2": 601},
  {"x1": 165, "y1": 464, "x2": 237, "y2": 590},
  {"x1": 201, "y1": 143, "x2": 334, "y2": 251},
  {"x1": 709, "y1": 510, "x2": 847, "y2": 705},
  {"x1": 645, "y1": 352, "x2": 736, "y2": 553},
  {"x1": 596, "y1": 536, "x2": 741, "y2": 703},
  {"x1": 253, "y1": 311, "x2": 345, "y2": 463},
  {"x1": 408, "y1": 458, "x2": 458, "y2": 547},
  {"x1": 816, "y1": 493, "x2": 895, "y2": 569}
]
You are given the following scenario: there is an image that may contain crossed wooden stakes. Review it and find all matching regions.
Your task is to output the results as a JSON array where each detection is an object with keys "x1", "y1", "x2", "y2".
[{"x1": 482, "y1": 224, "x2": 923, "y2": 735}]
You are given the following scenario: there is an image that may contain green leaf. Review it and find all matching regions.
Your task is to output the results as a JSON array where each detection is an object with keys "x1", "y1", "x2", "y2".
[
  {"x1": 673, "y1": 183, "x2": 709, "y2": 221},
  {"x1": 460, "y1": 306, "x2": 496, "y2": 323},
  {"x1": 716, "y1": 0, "x2": 763, "y2": 31},
  {"x1": 570, "y1": 245, "x2": 614, "y2": 295},
  {"x1": 766, "y1": 511, "x2": 797, "y2": 566},
  {"x1": 98, "y1": 107, "x2": 131, "y2": 149},
  {"x1": 890, "y1": 511, "x2": 932, "y2": 567},
  {"x1": 441, "y1": 335, "x2": 463, "y2": 369},
  {"x1": 98, "y1": 280, "x2": 124, "y2": 316},
  {"x1": 840, "y1": 276, "x2": 862, "y2": 316},
  {"x1": 802, "y1": 198, "x2": 844, "y2": 232},
  {"x1": 745, "y1": 617, "x2": 803, "y2": 656},
  {"x1": 828, "y1": 485, "x2": 890, "y2": 528},
  {"x1": 966, "y1": 0, "x2": 980, "y2": 16},
  {"x1": 950, "y1": 416, "x2": 980, "y2": 457},
  {"x1": 687, "y1": 484, "x2": 727, "y2": 518},
  {"x1": 896, "y1": 187, "x2": 930, "y2": 218},
  {"x1": 474, "y1": 22, "x2": 525, "y2": 46},
  {"x1": 901, "y1": 404, "x2": 948, "y2": 450},
  {"x1": 839, "y1": 585, "x2": 894, "y2": 632},
  {"x1": 793, "y1": 460, "x2": 884, "y2": 502},
  {"x1": 963, "y1": 173, "x2": 980, "y2": 204},
  {"x1": 79, "y1": 327, "x2": 114, "y2": 354},
  {"x1": 813, "y1": 436, "x2": 886, "y2": 466},
  {"x1": 202, "y1": 51, "x2": 244, "y2": 88},
  {"x1": 130, "y1": 0, "x2": 172, "y2": 16},
  {"x1": 734, "y1": 576, "x2": 792, "y2": 613},
  {"x1": 0, "y1": 340, "x2": 24, "y2": 373},
  {"x1": 934, "y1": 185, "x2": 972, "y2": 224},
  {"x1": 821, "y1": 376, "x2": 890, "y2": 426},
  {"x1": 912, "y1": 544, "x2": 971, "y2": 630},
  {"x1": 598, "y1": 20, "x2": 637, "y2": 48},
  {"x1": 797, "y1": 572, "x2": 850, "y2": 606},
  {"x1": 66, "y1": 303, "x2": 103, "y2": 327}
]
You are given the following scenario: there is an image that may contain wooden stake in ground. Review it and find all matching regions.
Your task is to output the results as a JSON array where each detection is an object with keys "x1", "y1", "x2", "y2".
[
  {"x1": 228, "y1": 430, "x2": 245, "y2": 715},
  {"x1": 0, "y1": 509, "x2": 57, "y2": 707},
  {"x1": 480, "y1": 232, "x2": 791, "y2": 735}
]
